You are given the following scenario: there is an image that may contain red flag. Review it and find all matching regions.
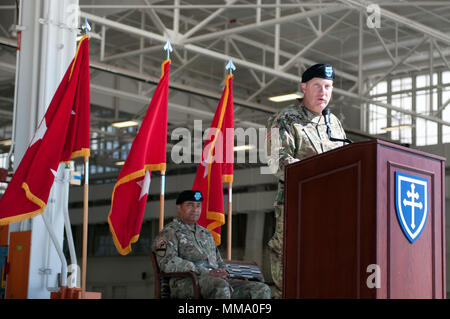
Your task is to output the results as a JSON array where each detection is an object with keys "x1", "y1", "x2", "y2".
[
  {"x1": 0, "y1": 36, "x2": 91, "y2": 225},
  {"x1": 192, "y1": 74, "x2": 234, "y2": 245},
  {"x1": 108, "y1": 60, "x2": 170, "y2": 255}
]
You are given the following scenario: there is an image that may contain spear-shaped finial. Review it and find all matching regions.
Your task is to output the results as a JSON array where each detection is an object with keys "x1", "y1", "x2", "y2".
[
  {"x1": 80, "y1": 17, "x2": 91, "y2": 35},
  {"x1": 225, "y1": 58, "x2": 236, "y2": 75},
  {"x1": 164, "y1": 39, "x2": 173, "y2": 60}
]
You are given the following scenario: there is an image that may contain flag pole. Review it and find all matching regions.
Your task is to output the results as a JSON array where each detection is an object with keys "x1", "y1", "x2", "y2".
[
  {"x1": 225, "y1": 59, "x2": 235, "y2": 261},
  {"x1": 80, "y1": 18, "x2": 91, "y2": 299},
  {"x1": 159, "y1": 171, "x2": 165, "y2": 232},
  {"x1": 227, "y1": 182, "x2": 232, "y2": 260},
  {"x1": 81, "y1": 155, "x2": 89, "y2": 299},
  {"x1": 158, "y1": 39, "x2": 171, "y2": 232}
]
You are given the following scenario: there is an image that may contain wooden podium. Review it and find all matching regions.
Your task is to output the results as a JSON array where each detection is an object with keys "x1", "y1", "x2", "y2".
[{"x1": 283, "y1": 139, "x2": 446, "y2": 298}]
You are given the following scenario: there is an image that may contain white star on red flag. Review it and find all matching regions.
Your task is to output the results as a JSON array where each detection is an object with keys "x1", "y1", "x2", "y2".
[
  {"x1": 136, "y1": 170, "x2": 151, "y2": 200},
  {"x1": 29, "y1": 119, "x2": 47, "y2": 147}
]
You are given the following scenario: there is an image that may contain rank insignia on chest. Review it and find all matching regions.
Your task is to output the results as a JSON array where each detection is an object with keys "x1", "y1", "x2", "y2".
[{"x1": 155, "y1": 238, "x2": 167, "y2": 257}]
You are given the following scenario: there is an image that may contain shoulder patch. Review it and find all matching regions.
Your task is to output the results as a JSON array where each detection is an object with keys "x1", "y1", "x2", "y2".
[
  {"x1": 155, "y1": 238, "x2": 167, "y2": 257},
  {"x1": 266, "y1": 126, "x2": 278, "y2": 140}
]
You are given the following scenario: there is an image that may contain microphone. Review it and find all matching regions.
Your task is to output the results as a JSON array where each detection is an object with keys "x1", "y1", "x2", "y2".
[
  {"x1": 322, "y1": 108, "x2": 332, "y2": 139},
  {"x1": 321, "y1": 108, "x2": 353, "y2": 144}
]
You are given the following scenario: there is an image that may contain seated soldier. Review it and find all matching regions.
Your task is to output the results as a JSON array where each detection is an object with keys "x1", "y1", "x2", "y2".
[{"x1": 153, "y1": 190, "x2": 271, "y2": 299}]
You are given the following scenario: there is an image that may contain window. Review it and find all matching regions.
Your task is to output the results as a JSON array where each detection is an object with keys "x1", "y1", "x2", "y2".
[
  {"x1": 368, "y1": 97, "x2": 387, "y2": 135},
  {"x1": 367, "y1": 70, "x2": 449, "y2": 146},
  {"x1": 392, "y1": 77, "x2": 412, "y2": 92},
  {"x1": 91, "y1": 132, "x2": 98, "y2": 150},
  {"x1": 416, "y1": 89, "x2": 438, "y2": 114},
  {"x1": 0, "y1": 153, "x2": 8, "y2": 195},
  {"x1": 371, "y1": 81, "x2": 387, "y2": 96},
  {"x1": 416, "y1": 88, "x2": 438, "y2": 146},
  {"x1": 416, "y1": 118, "x2": 438, "y2": 146},
  {"x1": 391, "y1": 93, "x2": 412, "y2": 144},
  {"x1": 368, "y1": 82, "x2": 388, "y2": 135},
  {"x1": 416, "y1": 73, "x2": 438, "y2": 88},
  {"x1": 442, "y1": 87, "x2": 450, "y2": 143},
  {"x1": 443, "y1": 124, "x2": 450, "y2": 144},
  {"x1": 88, "y1": 220, "x2": 159, "y2": 257},
  {"x1": 442, "y1": 71, "x2": 450, "y2": 84}
]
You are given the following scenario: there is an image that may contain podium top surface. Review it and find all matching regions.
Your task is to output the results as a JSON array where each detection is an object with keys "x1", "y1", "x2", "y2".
[
  {"x1": 370, "y1": 139, "x2": 446, "y2": 161},
  {"x1": 287, "y1": 139, "x2": 446, "y2": 171}
]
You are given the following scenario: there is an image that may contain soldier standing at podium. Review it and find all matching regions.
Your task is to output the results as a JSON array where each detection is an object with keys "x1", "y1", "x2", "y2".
[{"x1": 266, "y1": 64, "x2": 348, "y2": 298}]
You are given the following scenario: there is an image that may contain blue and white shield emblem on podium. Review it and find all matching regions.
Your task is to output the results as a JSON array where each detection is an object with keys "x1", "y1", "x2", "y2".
[{"x1": 395, "y1": 172, "x2": 428, "y2": 243}]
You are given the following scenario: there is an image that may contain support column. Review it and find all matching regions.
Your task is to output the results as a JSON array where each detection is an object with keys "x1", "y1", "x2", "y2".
[
  {"x1": 273, "y1": 0, "x2": 280, "y2": 70},
  {"x1": 10, "y1": 0, "x2": 78, "y2": 299}
]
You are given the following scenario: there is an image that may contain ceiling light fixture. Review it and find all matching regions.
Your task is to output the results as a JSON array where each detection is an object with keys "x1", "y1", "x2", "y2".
[
  {"x1": 111, "y1": 120, "x2": 139, "y2": 128},
  {"x1": 0, "y1": 139, "x2": 12, "y2": 146},
  {"x1": 268, "y1": 93, "x2": 303, "y2": 103},
  {"x1": 381, "y1": 124, "x2": 412, "y2": 132}
]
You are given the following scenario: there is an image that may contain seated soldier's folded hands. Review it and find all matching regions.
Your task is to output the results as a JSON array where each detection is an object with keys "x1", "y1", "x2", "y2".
[{"x1": 209, "y1": 268, "x2": 229, "y2": 280}]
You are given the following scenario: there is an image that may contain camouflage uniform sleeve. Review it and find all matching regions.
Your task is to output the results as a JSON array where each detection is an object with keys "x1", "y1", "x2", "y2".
[
  {"x1": 266, "y1": 116, "x2": 300, "y2": 180},
  {"x1": 216, "y1": 246, "x2": 226, "y2": 269},
  {"x1": 154, "y1": 228, "x2": 210, "y2": 276}
]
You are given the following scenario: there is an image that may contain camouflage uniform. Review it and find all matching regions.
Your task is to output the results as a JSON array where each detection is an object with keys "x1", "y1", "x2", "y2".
[
  {"x1": 266, "y1": 103, "x2": 347, "y2": 298},
  {"x1": 153, "y1": 218, "x2": 271, "y2": 299}
]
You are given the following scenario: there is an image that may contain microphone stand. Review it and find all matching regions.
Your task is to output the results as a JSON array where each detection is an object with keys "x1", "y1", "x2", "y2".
[{"x1": 322, "y1": 108, "x2": 353, "y2": 144}]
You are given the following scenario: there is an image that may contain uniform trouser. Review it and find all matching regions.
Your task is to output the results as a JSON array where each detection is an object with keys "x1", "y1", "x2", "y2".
[
  {"x1": 268, "y1": 204, "x2": 283, "y2": 299},
  {"x1": 170, "y1": 275, "x2": 271, "y2": 299}
]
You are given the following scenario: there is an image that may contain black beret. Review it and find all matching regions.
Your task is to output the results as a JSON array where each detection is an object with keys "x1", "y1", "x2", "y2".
[
  {"x1": 301, "y1": 64, "x2": 335, "y2": 83},
  {"x1": 176, "y1": 190, "x2": 203, "y2": 205}
]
